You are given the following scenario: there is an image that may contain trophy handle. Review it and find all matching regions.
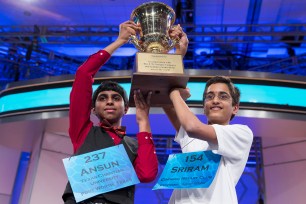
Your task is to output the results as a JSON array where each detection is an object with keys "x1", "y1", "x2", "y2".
[
  {"x1": 168, "y1": 25, "x2": 181, "y2": 50},
  {"x1": 129, "y1": 35, "x2": 144, "y2": 52}
]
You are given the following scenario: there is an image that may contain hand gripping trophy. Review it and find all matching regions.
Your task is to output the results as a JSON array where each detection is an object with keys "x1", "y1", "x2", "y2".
[{"x1": 128, "y1": 1, "x2": 189, "y2": 107}]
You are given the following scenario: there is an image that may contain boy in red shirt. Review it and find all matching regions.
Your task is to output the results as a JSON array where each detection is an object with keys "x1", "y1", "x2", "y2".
[{"x1": 63, "y1": 21, "x2": 158, "y2": 204}]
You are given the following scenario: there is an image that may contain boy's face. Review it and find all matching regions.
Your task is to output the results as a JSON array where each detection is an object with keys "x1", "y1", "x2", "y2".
[
  {"x1": 203, "y1": 83, "x2": 238, "y2": 125},
  {"x1": 93, "y1": 90, "x2": 128, "y2": 125}
]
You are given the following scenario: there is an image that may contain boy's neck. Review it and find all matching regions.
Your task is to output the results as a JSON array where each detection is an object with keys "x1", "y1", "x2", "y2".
[
  {"x1": 101, "y1": 118, "x2": 122, "y2": 127},
  {"x1": 208, "y1": 121, "x2": 230, "y2": 125}
]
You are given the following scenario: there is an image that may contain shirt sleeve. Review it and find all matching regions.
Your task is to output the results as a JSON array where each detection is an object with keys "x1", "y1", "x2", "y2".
[
  {"x1": 133, "y1": 132, "x2": 158, "y2": 183},
  {"x1": 212, "y1": 124, "x2": 253, "y2": 163},
  {"x1": 69, "y1": 50, "x2": 111, "y2": 153}
]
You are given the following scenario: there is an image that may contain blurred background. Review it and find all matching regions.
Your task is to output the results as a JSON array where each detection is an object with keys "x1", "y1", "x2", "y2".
[{"x1": 0, "y1": 0, "x2": 305, "y2": 204}]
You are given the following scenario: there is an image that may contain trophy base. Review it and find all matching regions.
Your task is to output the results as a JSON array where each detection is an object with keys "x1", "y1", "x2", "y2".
[{"x1": 128, "y1": 73, "x2": 189, "y2": 107}]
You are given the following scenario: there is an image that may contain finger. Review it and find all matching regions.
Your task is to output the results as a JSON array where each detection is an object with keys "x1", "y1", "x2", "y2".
[
  {"x1": 123, "y1": 20, "x2": 140, "y2": 28},
  {"x1": 121, "y1": 21, "x2": 137, "y2": 29},
  {"x1": 171, "y1": 25, "x2": 182, "y2": 32},
  {"x1": 171, "y1": 24, "x2": 181, "y2": 30},
  {"x1": 128, "y1": 24, "x2": 141, "y2": 30},
  {"x1": 125, "y1": 20, "x2": 137, "y2": 26},
  {"x1": 170, "y1": 30, "x2": 180, "y2": 36},
  {"x1": 122, "y1": 26, "x2": 137, "y2": 36},
  {"x1": 134, "y1": 89, "x2": 146, "y2": 108},
  {"x1": 137, "y1": 89, "x2": 145, "y2": 104},
  {"x1": 146, "y1": 91, "x2": 152, "y2": 106},
  {"x1": 134, "y1": 90, "x2": 140, "y2": 106}
]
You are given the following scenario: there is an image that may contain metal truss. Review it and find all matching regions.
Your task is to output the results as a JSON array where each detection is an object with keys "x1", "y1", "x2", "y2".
[
  {"x1": 0, "y1": 24, "x2": 305, "y2": 45},
  {"x1": 194, "y1": 52, "x2": 306, "y2": 75},
  {"x1": 0, "y1": 24, "x2": 305, "y2": 89}
]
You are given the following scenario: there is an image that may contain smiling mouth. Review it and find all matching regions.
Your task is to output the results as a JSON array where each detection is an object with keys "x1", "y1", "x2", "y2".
[
  {"x1": 211, "y1": 107, "x2": 222, "y2": 110},
  {"x1": 105, "y1": 109, "x2": 116, "y2": 113}
]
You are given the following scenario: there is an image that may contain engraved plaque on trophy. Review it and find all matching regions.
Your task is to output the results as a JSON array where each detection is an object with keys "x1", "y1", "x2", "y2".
[{"x1": 128, "y1": 1, "x2": 189, "y2": 107}]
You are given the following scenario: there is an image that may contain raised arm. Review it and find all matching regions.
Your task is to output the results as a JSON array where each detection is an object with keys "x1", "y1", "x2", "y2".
[
  {"x1": 162, "y1": 105, "x2": 180, "y2": 132},
  {"x1": 169, "y1": 88, "x2": 218, "y2": 145},
  {"x1": 133, "y1": 90, "x2": 152, "y2": 133},
  {"x1": 69, "y1": 21, "x2": 140, "y2": 152},
  {"x1": 164, "y1": 25, "x2": 189, "y2": 131},
  {"x1": 104, "y1": 20, "x2": 140, "y2": 55},
  {"x1": 133, "y1": 90, "x2": 158, "y2": 182}
]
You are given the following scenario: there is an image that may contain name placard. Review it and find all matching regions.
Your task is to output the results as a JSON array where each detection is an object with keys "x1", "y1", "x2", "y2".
[
  {"x1": 153, "y1": 151, "x2": 221, "y2": 190},
  {"x1": 63, "y1": 144, "x2": 140, "y2": 202}
]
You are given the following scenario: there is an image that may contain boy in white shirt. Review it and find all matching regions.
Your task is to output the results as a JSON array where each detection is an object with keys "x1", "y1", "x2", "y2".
[{"x1": 163, "y1": 76, "x2": 254, "y2": 204}]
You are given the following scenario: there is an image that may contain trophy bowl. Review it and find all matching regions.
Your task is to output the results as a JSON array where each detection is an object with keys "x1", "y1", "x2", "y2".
[{"x1": 130, "y1": 1, "x2": 176, "y2": 53}]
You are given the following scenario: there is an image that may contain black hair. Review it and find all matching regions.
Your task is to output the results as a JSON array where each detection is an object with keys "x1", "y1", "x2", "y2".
[
  {"x1": 203, "y1": 76, "x2": 240, "y2": 120},
  {"x1": 92, "y1": 81, "x2": 128, "y2": 108}
]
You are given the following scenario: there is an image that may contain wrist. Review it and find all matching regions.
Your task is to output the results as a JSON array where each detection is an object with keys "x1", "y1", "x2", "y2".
[
  {"x1": 138, "y1": 121, "x2": 151, "y2": 133},
  {"x1": 114, "y1": 38, "x2": 127, "y2": 46}
]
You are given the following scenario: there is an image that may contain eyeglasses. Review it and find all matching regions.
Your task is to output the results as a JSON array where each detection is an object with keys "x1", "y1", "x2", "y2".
[{"x1": 204, "y1": 92, "x2": 231, "y2": 101}]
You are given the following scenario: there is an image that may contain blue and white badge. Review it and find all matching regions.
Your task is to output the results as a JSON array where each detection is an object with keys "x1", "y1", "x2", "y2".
[
  {"x1": 63, "y1": 144, "x2": 140, "y2": 202},
  {"x1": 153, "y1": 151, "x2": 221, "y2": 190}
]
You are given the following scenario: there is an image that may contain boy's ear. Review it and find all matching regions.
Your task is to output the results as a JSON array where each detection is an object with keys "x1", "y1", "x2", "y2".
[
  {"x1": 232, "y1": 104, "x2": 239, "y2": 115},
  {"x1": 91, "y1": 108, "x2": 96, "y2": 115}
]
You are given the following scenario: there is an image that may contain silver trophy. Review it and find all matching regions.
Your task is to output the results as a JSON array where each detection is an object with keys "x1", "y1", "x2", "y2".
[
  {"x1": 130, "y1": 1, "x2": 177, "y2": 53},
  {"x1": 128, "y1": 1, "x2": 189, "y2": 107}
]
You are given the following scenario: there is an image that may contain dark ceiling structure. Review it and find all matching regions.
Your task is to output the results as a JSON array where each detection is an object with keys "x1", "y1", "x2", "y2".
[{"x1": 0, "y1": 0, "x2": 306, "y2": 90}]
